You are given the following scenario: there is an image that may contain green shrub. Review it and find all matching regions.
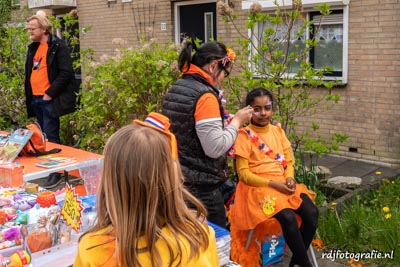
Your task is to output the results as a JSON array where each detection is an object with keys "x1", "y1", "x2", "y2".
[
  {"x1": 0, "y1": 25, "x2": 31, "y2": 130},
  {"x1": 295, "y1": 164, "x2": 326, "y2": 206},
  {"x1": 0, "y1": 0, "x2": 11, "y2": 26},
  {"x1": 71, "y1": 40, "x2": 180, "y2": 152}
]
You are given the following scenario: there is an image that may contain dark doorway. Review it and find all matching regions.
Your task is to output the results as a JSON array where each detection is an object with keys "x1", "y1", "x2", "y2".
[{"x1": 179, "y1": 3, "x2": 216, "y2": 43}]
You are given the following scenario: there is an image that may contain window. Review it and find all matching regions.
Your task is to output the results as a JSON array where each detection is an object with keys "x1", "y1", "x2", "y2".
[
  {"x1": 311, "y1": 11, "x2": 343, "y2": 77},
  {"x1": 252, "y1": 6, "x2": 348, "y2": 83},
  {"x1": 258, "y1": 17, "x2": 306, "y2": 74}
]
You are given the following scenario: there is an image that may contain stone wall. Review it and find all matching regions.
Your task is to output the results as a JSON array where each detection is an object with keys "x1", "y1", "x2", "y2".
[{"x1": 77, "y1": 0, "x2": 173, "y2": 57}]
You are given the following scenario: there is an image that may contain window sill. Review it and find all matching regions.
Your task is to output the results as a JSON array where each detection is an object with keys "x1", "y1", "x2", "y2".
[
  {"x1": 242, "y1": 0, "x2": 350, "y2": 10},
  {"x1": 251, "y1": 75, "x2": 348, "y2": 88}
]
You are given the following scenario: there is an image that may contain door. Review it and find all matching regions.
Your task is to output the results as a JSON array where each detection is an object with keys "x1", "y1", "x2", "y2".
[{"x1": 178, "y1": 2, "x2": 216, "y2": 43}]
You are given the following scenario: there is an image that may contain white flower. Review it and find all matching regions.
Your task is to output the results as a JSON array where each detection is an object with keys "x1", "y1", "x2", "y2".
[
  {"x1": 111, "y1": 38, "x2": 127, "y2": 46},
  {"x1": 100, "y1": 54, "x2": 109, "y2": 63},
  {"x1": 157, "y1": 60, "x2": 168, "y2": 68}
]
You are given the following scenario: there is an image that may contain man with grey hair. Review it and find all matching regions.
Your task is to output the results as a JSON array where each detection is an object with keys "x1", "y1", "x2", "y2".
[{"x1": 24, "y1": 14, "x2": 76, "y2": 188}]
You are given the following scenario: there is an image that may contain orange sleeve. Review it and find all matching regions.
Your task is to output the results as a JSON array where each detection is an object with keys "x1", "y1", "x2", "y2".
[
  {"x1": 284, "y1": 147, "x2": 295, "y2": 178},
  {"x1": 194, "y1": 93, "x2": 221, "y2": 122}
]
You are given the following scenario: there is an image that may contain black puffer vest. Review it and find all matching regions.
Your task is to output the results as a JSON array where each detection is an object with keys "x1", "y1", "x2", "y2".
[{"x1": 163, "y1": 75, "x2": 228, "y2": 191}]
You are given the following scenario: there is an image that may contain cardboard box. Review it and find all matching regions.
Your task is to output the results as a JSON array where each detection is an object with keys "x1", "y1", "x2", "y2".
[{"x1": 0, "y1": 163, "x2": 24, "y2": 188}]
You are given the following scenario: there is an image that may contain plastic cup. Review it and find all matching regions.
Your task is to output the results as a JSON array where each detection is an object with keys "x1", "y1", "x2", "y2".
[{"x1": 78, "y1": 158, "x2": 103, "y2": 195}]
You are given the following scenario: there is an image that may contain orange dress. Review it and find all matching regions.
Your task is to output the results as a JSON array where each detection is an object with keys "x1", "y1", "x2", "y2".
[{"x1": 229, "y1": 123, "x2": 316, "y2": 267}]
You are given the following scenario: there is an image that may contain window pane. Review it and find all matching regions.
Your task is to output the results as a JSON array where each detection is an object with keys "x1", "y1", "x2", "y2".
[
  {"x1": 314, "y1": 24, "x2": 343, "y2": 71},
  {"x1": 284, "y1": 38, "x2": 307, "y2": 73},
  {"x1": 256, "y1": 11, "x2": 344, "y2": 77},
  {"x1": 258, "y1": 19, "x2": 306, "y2": 73}
]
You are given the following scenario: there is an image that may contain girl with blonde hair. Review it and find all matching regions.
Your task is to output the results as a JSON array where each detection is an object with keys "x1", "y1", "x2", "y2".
[{"x1": 74, "y1": 113, "x2": 219, "y2": 267}]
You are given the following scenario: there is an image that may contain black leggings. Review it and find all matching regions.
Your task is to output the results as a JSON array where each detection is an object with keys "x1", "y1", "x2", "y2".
[{"x1": 273, "y1": 194, "x2": 319, "y2": 267}]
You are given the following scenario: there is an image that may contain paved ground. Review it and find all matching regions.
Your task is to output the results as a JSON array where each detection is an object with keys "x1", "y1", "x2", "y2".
[
  {"x1": 31, "y1": 154, "x2": 400, "y2": 267},
  {"x1": 302, "y1": 154, "x2": 400, "y2": 184},
  {"x1": 278, "y1": 249, "x2": 352, "y2": 267}
]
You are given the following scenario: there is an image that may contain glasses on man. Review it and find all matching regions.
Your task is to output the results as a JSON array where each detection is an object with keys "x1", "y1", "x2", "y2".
[
  {"x1": 26, "y1": 28, "x2": 39, "y2": 32},
  {"x1": 252, "y1": 102, "x2": 273, "y2": 116}
]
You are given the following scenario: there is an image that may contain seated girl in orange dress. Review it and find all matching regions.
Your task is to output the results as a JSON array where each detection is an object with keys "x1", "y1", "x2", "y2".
[{"x1": 229, "y1": 88, "x2": 319, "y2": 267}]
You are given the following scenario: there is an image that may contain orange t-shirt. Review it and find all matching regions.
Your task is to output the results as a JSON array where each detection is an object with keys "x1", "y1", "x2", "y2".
[
  {"x1": 195, "y1": 93, "x2": 221, "y2": 123},
  {"x1": 30, "y1": 43, "x2": 50, "y2": 96}
]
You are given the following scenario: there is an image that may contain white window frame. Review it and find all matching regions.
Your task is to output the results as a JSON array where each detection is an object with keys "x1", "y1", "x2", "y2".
[
  {"x1": 55, "y1": 14, "x2": 66, "y2": 39},
  {"x1": 244, "y1": 1, "x2": 349, "y2": 83},
  {"x1": 242, "y1": 0, "x2": 350, "y2": 10},
  {"x1": 311, "y1": 10, "x2": 346, "y2": 81},
  {"x1": 204, "y1": 12, "x2": 214, "y2": 43}
]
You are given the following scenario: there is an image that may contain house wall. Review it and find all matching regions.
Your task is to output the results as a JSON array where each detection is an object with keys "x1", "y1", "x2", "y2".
[
  {"x1": 347, "y1": 0, "x2": 399, "y2": 167},
  {"x1": 77, "y1": 0, "x2": 173, "y2": 58},
  {"x1": 296, "y1": 0, "x2": 400, "y2": 167},
  {"x1": 10, "y1": 0, "x2": 36, "y2": 22},
  {"x1": 221, "y1": 0, "x2": 400, "y2": 168},
  {"x1": 76, "y1": 0, "x2": 400, "y2": 167}
]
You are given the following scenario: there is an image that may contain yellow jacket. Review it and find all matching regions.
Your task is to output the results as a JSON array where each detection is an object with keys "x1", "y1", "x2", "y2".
[{"x1": 74, "y1": 225, "x2": 219, "y2": 267}]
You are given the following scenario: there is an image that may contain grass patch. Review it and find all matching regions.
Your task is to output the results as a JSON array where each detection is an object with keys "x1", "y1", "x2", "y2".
[{"x1": 318, "y1": 177, "x2": 400, "y2": 266}]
